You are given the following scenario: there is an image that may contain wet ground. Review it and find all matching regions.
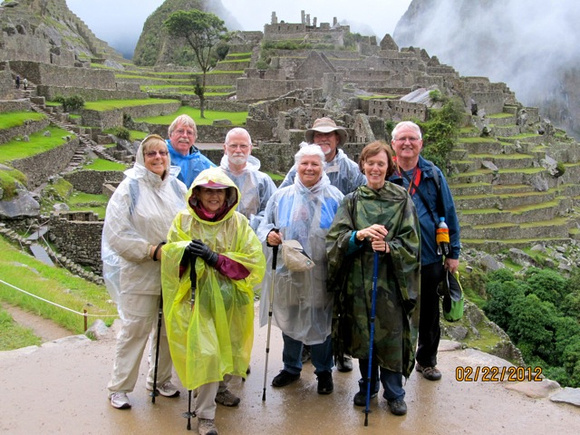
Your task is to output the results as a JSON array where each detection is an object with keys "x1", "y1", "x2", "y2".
[{"x1": 1, "y1": 303, "x2": 579, "y2": 434}]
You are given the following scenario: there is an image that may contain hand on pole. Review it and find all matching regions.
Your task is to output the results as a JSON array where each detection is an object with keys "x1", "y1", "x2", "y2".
[{"x1": 188, "y1": 239, "x2": 218, "y2": 267}]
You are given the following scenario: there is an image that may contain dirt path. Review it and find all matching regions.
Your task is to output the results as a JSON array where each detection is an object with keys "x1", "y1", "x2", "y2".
[
  {"x1": 1, "y1": 304, "x2": 579, "y2": 434},
  {"x1": 2, "y1": 302, "x2": 72, "y2": 342}
]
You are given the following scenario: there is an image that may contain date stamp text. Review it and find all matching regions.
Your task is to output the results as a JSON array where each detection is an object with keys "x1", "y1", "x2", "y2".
[{"x1": 455, "y1": 366, "x2": 543, "y2": 382}]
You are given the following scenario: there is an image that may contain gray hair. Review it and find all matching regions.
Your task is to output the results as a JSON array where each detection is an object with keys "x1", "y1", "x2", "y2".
[
  {"x1": 391, "y1": 121, "x2": 422, "y2": 140},
  {"x1": 168, "y1": 114, "x2": 197, "y2": 138},
  {"x1": 225, "y1": 127, "x2": 252, "y2": 145},
  {"x1": 294, "y1": 144, "x2": 325, "y2": 165}
]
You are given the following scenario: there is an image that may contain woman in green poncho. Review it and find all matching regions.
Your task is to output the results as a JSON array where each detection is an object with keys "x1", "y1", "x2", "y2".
[
  {"x1": 326, "y1": 141, "x2": 421, "y2": 417},
  {"x1": 161, "y1": 167, "x2": 265, "y2": 435}
]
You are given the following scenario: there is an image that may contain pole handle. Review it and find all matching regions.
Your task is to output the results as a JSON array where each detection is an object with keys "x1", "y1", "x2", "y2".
[{"x1": 271, "y1": 228, "x2": 279, "y2": 270}]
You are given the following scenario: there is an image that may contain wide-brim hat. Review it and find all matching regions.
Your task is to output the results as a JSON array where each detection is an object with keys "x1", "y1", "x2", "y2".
[{"x1": 305, "y1": 117, "x2": 347, "y2": 147}]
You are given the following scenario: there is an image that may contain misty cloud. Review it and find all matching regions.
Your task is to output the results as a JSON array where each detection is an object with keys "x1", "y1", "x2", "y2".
[{"x1": 394, "y1": 0, "x2": 580, "y2": 106}]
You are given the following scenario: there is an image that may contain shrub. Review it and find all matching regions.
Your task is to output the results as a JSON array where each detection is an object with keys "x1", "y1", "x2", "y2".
[{"x1": 54, "y1": 95, "x2": 85, "y2": 112}]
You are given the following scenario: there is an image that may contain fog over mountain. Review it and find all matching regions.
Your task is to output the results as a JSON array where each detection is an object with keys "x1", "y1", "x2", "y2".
[
  {"x1": 394, "y1": 0, "x2": 580, "y2": 137},
  {"x1": 66, "y1": 0, "x2": 411, "y2": 59}
]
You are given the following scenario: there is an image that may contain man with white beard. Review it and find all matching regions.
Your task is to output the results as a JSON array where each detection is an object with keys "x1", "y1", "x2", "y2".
[
  {"x1": 211, "y1": 127, "x2": 276, "y2": 409},
  {"x1": 219, "y1": 127, "x2": 277, "y2": 232},
  {"x1": 279, "y1": 117, "x2": 366, "y2": 372}
]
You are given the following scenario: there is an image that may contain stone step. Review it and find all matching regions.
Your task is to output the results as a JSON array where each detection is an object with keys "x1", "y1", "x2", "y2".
[
  {"x1": 486, "y1": 113, "x2": 517, "y2": 126},
  {"x1": 455, "y1": 153, "x2": 536, "y2": 171},
  {"x1": 455, "y1": 188, "x2": 557, "y2": 210},
  {"x1": 461, "y1": 217, "x2": 571, "y2": 240},
  {"x1": 461, "y1": 237, "x2": 572, "y2": 253},
  {"x1": 458, "y1": 200, "x2": 563, "y2": 225}
]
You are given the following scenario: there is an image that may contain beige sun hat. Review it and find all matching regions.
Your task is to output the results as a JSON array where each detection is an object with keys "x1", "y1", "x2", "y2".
[{"x1": 305, "y1": 117, "x2": 347, "y2": 147}]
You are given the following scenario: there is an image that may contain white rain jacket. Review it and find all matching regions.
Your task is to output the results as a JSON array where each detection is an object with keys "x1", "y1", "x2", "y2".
[
  {"x1": 101, "y1": 142, "x2": 187, "y2": 304},
  {"x1": 219, "y1": 154, "x2": 277, "y2": 231},
  {"x1": 279, "y1": 148, "x2": 366, "y2": 195},
  {"x1": 257, "y1": 172, "x2": 344, "y2": 344}
]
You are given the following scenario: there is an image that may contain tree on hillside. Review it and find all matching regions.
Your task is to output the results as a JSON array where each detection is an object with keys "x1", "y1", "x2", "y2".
[{"x1": 164, "y1": 10, "x2": 227, "y2": 118}]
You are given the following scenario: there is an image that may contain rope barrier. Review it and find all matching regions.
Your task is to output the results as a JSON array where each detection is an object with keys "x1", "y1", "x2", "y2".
[{"x1": 0, "y1": 278, "x2": 118, "y2": 320}]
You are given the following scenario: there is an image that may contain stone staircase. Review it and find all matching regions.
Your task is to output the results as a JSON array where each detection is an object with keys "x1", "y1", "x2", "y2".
[{"x1": 448, "y1": 106, "x2": 580, "y2": 252}]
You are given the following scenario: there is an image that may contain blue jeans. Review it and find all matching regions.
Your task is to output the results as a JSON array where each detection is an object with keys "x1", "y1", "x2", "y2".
[
  {"x1": 358, "y1": 358, "x2": 405, "y2": 401},
  {"x1": 282, "y1": 333, "x2": 333, "y2": 375}
]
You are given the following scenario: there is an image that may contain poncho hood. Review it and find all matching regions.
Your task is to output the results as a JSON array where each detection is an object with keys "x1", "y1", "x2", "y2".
[{"x1": 187, "y1": 167, "x2": 240, "y2": 224}]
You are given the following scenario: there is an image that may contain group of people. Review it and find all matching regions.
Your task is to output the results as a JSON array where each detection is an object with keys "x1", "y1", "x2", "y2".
[{"x1": 102, "y1": 114, "x2": 460, "y2": 434}]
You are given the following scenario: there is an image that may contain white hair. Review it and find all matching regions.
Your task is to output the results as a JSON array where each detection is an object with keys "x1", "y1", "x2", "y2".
[{"x1": 294, "y1": 144, "x2": 325, "y2": 165}]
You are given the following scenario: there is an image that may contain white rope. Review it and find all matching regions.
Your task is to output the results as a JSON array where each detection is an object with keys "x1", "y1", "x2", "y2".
[{"x1": 0, "y1": 278, "x2": 117, "y2": 318}]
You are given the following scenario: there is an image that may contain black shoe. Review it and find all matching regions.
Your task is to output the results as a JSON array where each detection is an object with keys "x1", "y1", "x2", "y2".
[
  {"x1": 317, "y1": 371, "x2": 333, "y2": 394},
  {"x1": 336, "y1": 354, "x2": 353, "y2": 372},
  {"x1": 272, "y1": 370, "x2": 300, "y2": 387},
  {"x1": 301, "y1": 346, "x2": 311, "y2": 363},
  {"x1": 387, "y1": 398, "x2": 407, "y2": 416},
  {"x1": 353, "y1": 390, "x2": 378, "y2": 406}
]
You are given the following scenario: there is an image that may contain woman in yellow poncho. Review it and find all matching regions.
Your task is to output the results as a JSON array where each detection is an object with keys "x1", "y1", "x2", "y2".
[{"x1": 161, "y1": 167, "x2": 265, "y2": 435}]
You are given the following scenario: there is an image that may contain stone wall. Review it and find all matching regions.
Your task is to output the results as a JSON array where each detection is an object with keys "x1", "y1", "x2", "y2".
[
  {"x1": 0, "y1": 98, "x2": 31, "y2": 113},
  {"x1": 48, "y1": 211, "x2": 104, "y2": 273},
  {"x1": 9, "y1": 61, "x2": 116, "y2": 89},
  {"x1": 0, "y1": 118, "x2": 51, "y2": 145},
  {"x1": 10, "y1": 138, "x2": 80, "y2": 189},
  {"x1": 368, "y1": 99, "x2": 428, "y2": 122},
  {"x1": 236, "y1": 77, "x2": 311, "y2": 102},
  {"x1": 36, "y1": 85, "x2": 147, "y2": 102},
  {"x1": 63, "y1": 170, "x2": 125, "y2": 195},
  {"x1": 80, "y1": 101, "x2": 181, "y2": 129}
]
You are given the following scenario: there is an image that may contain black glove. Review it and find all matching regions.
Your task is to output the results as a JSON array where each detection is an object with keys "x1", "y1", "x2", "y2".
[
  {"x1": 180, "y1": 243, "x2": 195, "y2": 269},
  {"x1": 188, "y1": 239, "x2": 219, "y2": 267}
]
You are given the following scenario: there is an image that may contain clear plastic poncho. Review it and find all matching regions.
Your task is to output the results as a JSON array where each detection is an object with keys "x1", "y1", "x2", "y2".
[
  {"x1": 161, "y1": 168, "x2": 266, "y2": 390},
  {"x1": 257, "y1": 172, "x2": 344, "y2": 345},
  {"x1": 219, "y1": 154, "x2": 277, "y2": 231},
  {"x1": 101, "y1": 142, "x2": 187, "y2": 305}
]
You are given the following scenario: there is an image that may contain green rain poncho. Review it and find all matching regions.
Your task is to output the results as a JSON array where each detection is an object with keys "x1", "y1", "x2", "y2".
[
  {"x1": 161, "y1": 168, "x2": 266, "y2": 390},
  {"x1": 326, "y1": 183, "x2": 421, "y2": 378}
]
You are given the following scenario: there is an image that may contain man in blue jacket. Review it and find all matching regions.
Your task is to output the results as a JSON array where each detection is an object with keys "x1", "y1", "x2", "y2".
[
  {"x1": 166, "y1": 114, "x2": 215, "y2": 188},
  {"x1": 389, "y1": 121, "x2": 461, "y2": 382}
]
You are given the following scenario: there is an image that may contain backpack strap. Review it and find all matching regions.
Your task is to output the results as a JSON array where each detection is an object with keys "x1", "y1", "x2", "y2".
[{"x1": 128, "y1": 179, "x2": 139, "y2": 216}]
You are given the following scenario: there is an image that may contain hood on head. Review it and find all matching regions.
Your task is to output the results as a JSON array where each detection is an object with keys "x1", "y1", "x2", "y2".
[{"x1": 188, "y1": 167, "x2": 240, "y2": 221}]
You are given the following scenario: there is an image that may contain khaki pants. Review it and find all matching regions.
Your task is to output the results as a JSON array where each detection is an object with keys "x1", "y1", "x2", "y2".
[{"x1": 107, "y1": 293, "x2": 173, "y2": 395}]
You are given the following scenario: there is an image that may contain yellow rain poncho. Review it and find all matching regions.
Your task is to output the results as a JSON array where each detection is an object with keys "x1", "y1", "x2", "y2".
[{"x1": 161, "y1": 168, "x2": 266, "y2": 390}]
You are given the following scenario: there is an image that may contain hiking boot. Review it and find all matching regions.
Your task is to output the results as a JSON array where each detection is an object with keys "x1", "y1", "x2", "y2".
[
  {"x1": 353, "y1": 379, "x2": 379, "y2": 406},
  {"x1": 317, "y1": 371, "x2": 333, "y2": 394},
  {"x1": 415, "y1": 363, "x2": 442, "y2": 381},
  {"x1": 198, "y1": 418, "x2": 218, "y2": 435},
  {"x1": 110, "y1": 392, "x2": 131, "y2": 410},
  {"x1": 215, "y1": 388, "x2": 240, "y2": 407},
  {"x1": 147, "y1": 380, "x2": 181, "y2": 397},
  {"x1": 301, "y1": 345, "x2": 311, "y2": 363},
  {"x1": 387, "y1": 398, "x2": 407, "y2": 416},
  {"x1": 353, "y1": 390, "x2": 378, "y2": 406},
  {"x1": 336, "y1": 354, "x2": 353, "y2": 372},
  {"x1": 272, "y1": 370, "x2": 300, "y2": 387}
]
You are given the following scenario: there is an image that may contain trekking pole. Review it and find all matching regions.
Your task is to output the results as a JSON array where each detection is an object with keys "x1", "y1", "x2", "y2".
[
  {"x1": 185, "y1": 252, "x2": 198, "y2": 430},
  {"x1": 364, "y1": 251, "x2": 380, "y2": 426},
  {"x1": 150, "y1": 294, "x2": 163, "y2": 404},
  {"x1": 262, "y1": 231, "x2": 279, "y2": 402}
]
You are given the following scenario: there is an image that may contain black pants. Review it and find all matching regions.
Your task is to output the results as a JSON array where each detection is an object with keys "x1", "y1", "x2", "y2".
[{"x1": 416, "y1": 261, "x2": 444, "y2": 367}]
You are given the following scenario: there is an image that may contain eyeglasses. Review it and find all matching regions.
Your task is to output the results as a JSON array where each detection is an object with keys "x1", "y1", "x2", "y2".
[
  {"x1": 226, "y1": 144, "x2": 250, "y2": 150},
  {"x1": 395, "y1": 137, "x2": 421, "y2": 143},
  {"x1": 145, "y1": 150, "x2": 169, "y2": 157}
]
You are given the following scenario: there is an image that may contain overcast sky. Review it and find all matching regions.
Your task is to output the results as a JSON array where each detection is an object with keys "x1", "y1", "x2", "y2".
[{"x1": 66, "y1": 0, "x2": 412, "y2": 58}]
